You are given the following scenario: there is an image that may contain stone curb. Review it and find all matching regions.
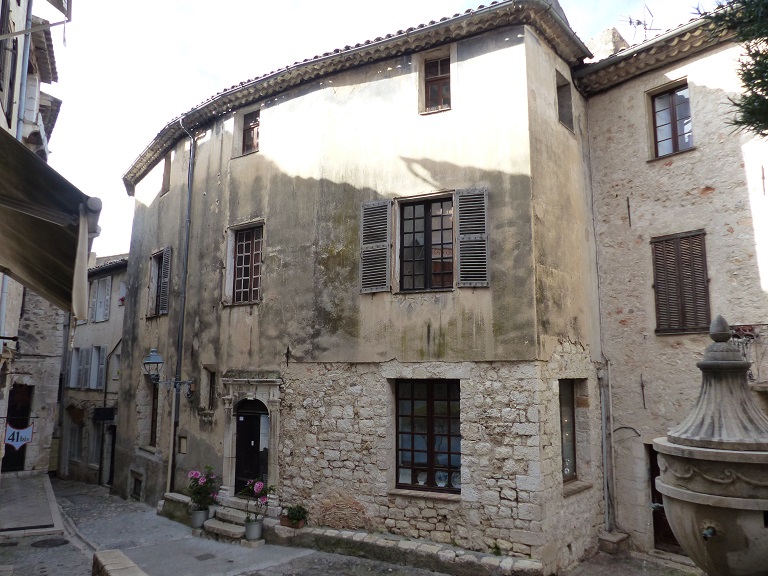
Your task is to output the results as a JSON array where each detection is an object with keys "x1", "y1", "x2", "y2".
[
  {"x1": 264, "y1": 524, "x2": 542, "y2": 576},
  {"x1": 92, "y1": 550, "x2": 149, "y2": 576}
]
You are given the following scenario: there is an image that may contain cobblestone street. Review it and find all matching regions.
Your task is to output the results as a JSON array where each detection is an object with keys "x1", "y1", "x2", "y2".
[{"x1": 0, "y1": 477, "x2": 702, "y2": 576}]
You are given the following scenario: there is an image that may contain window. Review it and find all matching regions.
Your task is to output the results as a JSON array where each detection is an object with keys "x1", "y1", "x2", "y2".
[
  {"x1": 556, "y1": 71, "x2": 574, "y2": 131},
  {"x1": 203, "y1": 368, "x2": 216, "y2": 410},
  {"x1": 160, "y1": 153, "x2": 172, "y2": 195},
  {"x1": 652, "y1": 84, "x2": 693, "y2": 157},
  {"x1": 401, "y1": 198, "x2": 454, "y2": 290},
  {"x1": 89, "y1": 421, "x2": 102, "y2": 465},
  {"x1": 559, "y1": 380, "x2": 576, "y2": 483},
  {"x1": 68, "y1": 347, "x2": 106, "y2": 389},
  {"x1": 111, "y1": 353, "x2": 121, "y2": 380},
  {"x1": 396, "y1": 380, "x2": 461, "y2": 492},
  {"x1": 360, "y1": 188, "x2": 489, "y2": 293},
  {"x1": 147, "y1": 247, "x2": 171, "y2": 316},
  {"x1": 651, "y1": 230, "x2": 710, "y2": 334},
  {"x1": 424, "y1": 57, "x2": 450, "y2": 112},
  {"x1": 69, "y1": 422, "x2": 83, "y2": 461},
  {"x1": 89, "y1": 276, "x2": 112, "y2": 322},
  {"x1": 242, "y1": 110, "x2": 260, "y2": 154},
  {"x1": 233, "y1": 225, "x2": 263, "y2": 303}
]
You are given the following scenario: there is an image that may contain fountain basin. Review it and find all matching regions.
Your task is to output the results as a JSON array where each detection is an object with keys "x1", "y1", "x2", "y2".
[{"x1": 654, "y1": 438, "x2": 768, "y2": 576}]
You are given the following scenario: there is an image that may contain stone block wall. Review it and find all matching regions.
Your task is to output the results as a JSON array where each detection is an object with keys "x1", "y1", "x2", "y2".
[{"x1": 277, "y1": 350, "x2": 603, "y2": 573}]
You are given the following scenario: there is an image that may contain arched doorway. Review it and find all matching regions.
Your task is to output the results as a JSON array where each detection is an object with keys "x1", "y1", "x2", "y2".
[{"x1": 234, "y1": 399, "x2": 269, "y2": 493}]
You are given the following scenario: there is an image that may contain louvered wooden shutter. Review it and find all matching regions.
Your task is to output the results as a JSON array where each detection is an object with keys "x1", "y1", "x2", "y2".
[
  {"x1": 360, "y1": 201, "x2": 391, "y2": 293},
  {"x1": 102, "y1": 276, "x2": 112, "y2": 321},
  {"x1": 456, "y1": 188, "x2": 489, "y2": 287},
  {"x1": 88, "y1": 281, "x2": 97, "y2": 322},
  {"x1": 651, "y1": 230, "x2": 709, "y2": 333},
  {"x1": 159, "y1": 246, "x2": 172, "y2": 314},
  {"x1": 79, "y1": 349, "x2": 90, "y2": 389},
  {"x1": 96, "y1": 346, "x2": 106, "y2": 389}
]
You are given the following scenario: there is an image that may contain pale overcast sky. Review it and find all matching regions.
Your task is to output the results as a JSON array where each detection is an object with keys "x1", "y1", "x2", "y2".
[{"x1": 34, "y1": 0, "x2": 717, "y2": 257}]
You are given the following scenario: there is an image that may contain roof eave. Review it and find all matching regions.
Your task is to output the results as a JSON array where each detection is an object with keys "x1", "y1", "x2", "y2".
[
  {"x1": 122, "y1": 0, "x2": 591, "y2": 195},
  {"x1": 574, "y1": 17, "x2": 734, "y2": 97}
]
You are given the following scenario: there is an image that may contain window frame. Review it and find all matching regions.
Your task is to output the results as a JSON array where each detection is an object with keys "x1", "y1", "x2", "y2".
[
  {"x1": 68, "y1": 422, "x2": 83, "y2": 462},
  {"x1": 418, "y1": 46, "x2": 455, "y2": 115},
  {"x1": 651, "y1": 229, "x2": 711, "y2": 334},
  {"x1": 556, "y1": 70, "x2": 574, "y2": 131},
  {"x1": 89, "y1": 276, "x2": 112, "y2": 323},
  {"x1": 232, "y1": 105, "x2": 262, "y2": 158},
  {"x1": 650, "y1": 82, "x2": 693, "y2": 158},
  {"x1": 399, "y1": 197, "x2": 454, "y2": 292},
  {"x1": 559, "y1": 379, "x2": 577, "y2": 483},
  {"x1": 224, "y1": 221, "x2": 264, "y2": 305},
  {"x1": 395, "y1": 379, "x2": 461, "y2": 493},
  {"x1": 147, "y1": 247, "x2": 171, "y2": 317}
]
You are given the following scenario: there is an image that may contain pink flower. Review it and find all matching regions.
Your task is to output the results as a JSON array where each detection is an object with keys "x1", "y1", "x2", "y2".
[
  {"x1": 252, "y1": 481, "x2": 264, "y2": 495},
  {"x1": 188, "y1": 470, "x2": 201, "y2": 479},
  {"x1": 259, "y1": 496, "x2": 268, "y2": 505},
  {"x1": 198, "y1": 477, "x2": 206, "y2": 486}
]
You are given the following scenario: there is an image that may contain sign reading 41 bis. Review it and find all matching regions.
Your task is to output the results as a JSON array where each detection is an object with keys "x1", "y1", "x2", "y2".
[{"x1": 4, "y1": 424, "x2": 33, "y2": 450}]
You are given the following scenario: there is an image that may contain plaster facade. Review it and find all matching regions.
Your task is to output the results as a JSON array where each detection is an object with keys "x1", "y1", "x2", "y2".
[
  {"x1": 117, "y1": 9, "x2": 603, "y2": 574},
  {"x1": 59, "y1": 256, "x2": 127, "y2": 485},
  {"x1": 587, "y1": 41, "x2": 768, "y2": 553}
]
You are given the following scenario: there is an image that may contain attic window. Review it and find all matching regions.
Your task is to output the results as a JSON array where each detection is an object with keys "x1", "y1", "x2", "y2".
[
  {"x1": 242, "y1": 110, "x2": 260, "y2": 155},
  {"x1": 556, "y1": 71, "x2": 574, "y2": 131}
]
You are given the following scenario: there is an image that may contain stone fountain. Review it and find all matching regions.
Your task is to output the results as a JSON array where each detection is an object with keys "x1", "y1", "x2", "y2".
[{"x1": 654, "y1": 316, "x2": 768, "y2": 576}]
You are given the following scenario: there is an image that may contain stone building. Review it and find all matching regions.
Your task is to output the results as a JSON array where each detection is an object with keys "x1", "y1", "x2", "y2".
[
  {"x1": 576, "y1": 18, "x2": 768, "y2": 556},
  {"x1": 115, "y1": 0, "x2": 767, "y2": 573},
  {"x1": 59, "y1": 255, "x2": 127, "y2": 485},
  {"x1": 0, "y1": 1, "x2": 101, "y2": 482},
  {"x1": 117, "y1": 1, "x2": 604, "y2": 573}
]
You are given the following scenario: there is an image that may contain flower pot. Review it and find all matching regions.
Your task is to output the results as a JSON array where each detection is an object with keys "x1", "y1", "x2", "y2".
[
  {"x1": 190, "y1": 508, "x2": 208, "y2": 528},
  {"x1": 279, "y1": 516, "x2": 305, "y2": 529},
  {"x1": 208, "y1": 504, "x2": 220, "y2": 519},
  {"x1": 244, "y1": 519, "x2": 263, "y2": 540}
]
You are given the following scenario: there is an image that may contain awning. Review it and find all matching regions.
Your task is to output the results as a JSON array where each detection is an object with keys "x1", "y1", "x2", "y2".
[{"x1": 0, "y1": 128, "x2": 100, "y2": 314}]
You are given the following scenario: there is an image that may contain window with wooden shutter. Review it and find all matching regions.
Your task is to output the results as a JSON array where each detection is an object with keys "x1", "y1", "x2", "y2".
[
  {"x1": 78, "y1": 349, "x2": 91, "y2": 389},
  {"x1": 456, "y1": 188, "x2": 489, "y2": 287},
  {"x1": 148, "y1": 247, "x2": 172, "y2": 316},
  {"x1": 360, "y1": 201, "x2": 391, "y2": 293},
  {"x1": 651, "y1": 230, "x2": 710, "y2": 333}
]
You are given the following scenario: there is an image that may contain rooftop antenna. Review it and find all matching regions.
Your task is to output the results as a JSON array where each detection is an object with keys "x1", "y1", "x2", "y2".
[{"x1": 623, "y1": 2, "x2": 661, "y2": 41}]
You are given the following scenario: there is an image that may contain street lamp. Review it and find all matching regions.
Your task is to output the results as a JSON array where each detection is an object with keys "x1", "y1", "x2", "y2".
[{"x1": 141, "y1": 348, "x2": 194, "y2": 398}]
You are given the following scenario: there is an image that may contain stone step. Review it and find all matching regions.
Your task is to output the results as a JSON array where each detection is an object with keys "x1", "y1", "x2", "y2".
[
  {"x1": 203, "y1": 518, "x2": 244, "y2": 541},
  {"x1": 215, "y1": 506, "x2": 247, "y2": 526}
]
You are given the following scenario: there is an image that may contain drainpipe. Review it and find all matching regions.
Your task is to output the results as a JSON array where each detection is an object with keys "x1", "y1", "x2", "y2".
[
  {"x1": 14, "y1": 0, "x2": 34, "y2": 141},
  {"x1": 99, "y1": 338, "x2": 121, "y2": 485},
  {"x1": 166, "y1": 117, "x2": 195, "y2": 493}
]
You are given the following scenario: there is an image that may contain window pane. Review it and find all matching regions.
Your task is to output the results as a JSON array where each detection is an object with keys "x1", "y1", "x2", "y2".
[
  {"x1": 398, "y1": 417, "x2": 412, "y2": 432},
  {"x1": 656, "y1": 123, "x2": 672, "y2": 141},
  {"x1": 413, "y1": 382, "x2": 428, "y2": 398},
  {"x1": 657, "y1": 139, "x2": 673, "y2": 157},
  {"x1": 399, "y1": 434, "x2": 412, "y2": 449},
  {"x1": 653, "y1": 93, "x2": 670, "y2": 112},
  {"x1": 434, "y1": 418, "x2": 448, "y2": 434},
  {"x1": 399, "y1": 400, "x2": 412, "y2": 415},
  {"x1": 425, "y1": 59, "x2": 439, "y2": 78},
  {"x1": 655, "y1": 108, "x2": 671, "y2": 126},
  {"x1": 434, "y1": 400, "x2": 448, "y2": 416}
]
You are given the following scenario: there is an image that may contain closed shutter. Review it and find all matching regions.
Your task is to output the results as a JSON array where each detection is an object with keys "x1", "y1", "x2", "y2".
[
  {"x1": 96, "y1": 346, "x2": 106, "y2": 389},
  {"x1": 78, "y1": 349, "x2": 90, "y2": 389},
  {"x1": 88, "y1": 281, "x2": 97, "y2": 322},
  {"x1": 102, "y1": 276, "x2": 112, "y2": 321},
  {"x1": 159, "y1": 246, "x2": 171, "y2": 314},
  {"x1": 456, "y1": 188, "x2": 489, "y2": 287},
  {"x1": 69, "y1": 349, "x2": 79, "y2": 388},
  {"x1": 360, "y1": 201, "x2": 391, "y2": 293},
  {"x1": 651, "y1": 230, "x2": 709, "y2": 333}
]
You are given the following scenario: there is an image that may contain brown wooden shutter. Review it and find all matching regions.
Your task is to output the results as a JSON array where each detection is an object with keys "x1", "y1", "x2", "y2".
[
  {"x1": 360, "y1": 201, "x2": 391, "y2": 293},
  {"x1": 158, "y1": 246, "x2": 171, "y2": 314},
  {"x1": 456, "y1": 188, "x2": 489, "y2": 287},
  {"x1": 651, "y1": 230, "x2": 709, "y2": 333}
]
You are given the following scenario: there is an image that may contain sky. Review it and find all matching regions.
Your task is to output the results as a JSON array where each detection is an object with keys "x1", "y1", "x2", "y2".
[{"x1": 33, "y1": 0, "x2": 719, "y2": 257}]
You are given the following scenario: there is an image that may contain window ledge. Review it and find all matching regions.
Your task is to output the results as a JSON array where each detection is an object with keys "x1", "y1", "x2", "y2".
[
  {"x1": 221, "y1": 300, "x2": 261, "y2": 307},
  {"x1": 655, "y1": 328, "x2": 709, "y2": 336},
  {"x1": 419, "y1": 108, "x2": 451, "y2": 116},
  {"x1": 138, "y1": 445, "x2": 159, "y2": 455},
  {"x1": 647, "y1": 146, "x2": 697, "y2": 163},
  {"x1": 563, "y1": 480, "x2": 592, "y2": 497},
  {"x1": 388, "y1": 488, "x2": 461, "y2": 502},
  {"x1": 751, "y1": 382, "x2": 768, "y2": 393},
  {"x1": 395, "y1": 288, "x2": 455, "y2": 295},
  {"x1": 232, "y1": 150, "x2": 259, "y2": 160}
]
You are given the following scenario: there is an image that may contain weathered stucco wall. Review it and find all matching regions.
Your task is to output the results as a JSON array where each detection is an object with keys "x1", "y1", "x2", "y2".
[
  {"x1": 525, "y1": 30, "x2": 601, "y2": 362},
  {"x1": 589, "y1": 42, "x2": 768, "y2": 552}
]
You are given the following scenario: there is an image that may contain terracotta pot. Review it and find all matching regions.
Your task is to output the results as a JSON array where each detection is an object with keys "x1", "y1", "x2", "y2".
[{"x1": 279, "y1": 516, "x2": 305, "y2": 529}]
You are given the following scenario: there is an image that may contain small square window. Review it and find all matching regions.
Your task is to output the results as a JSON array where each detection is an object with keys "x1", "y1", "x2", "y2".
[
  {"x1": 242, "y1": 110, "x2": 260, "y2": 155},
  {"x1": 556, "y1": 71, "x2": 574, "y2": 131},
  {"x1": 424, "y1": 56, "x2": 451, "y2": 112},
  {"x1": 652, "y1": 84, "x2": 693, "y2": 157}
]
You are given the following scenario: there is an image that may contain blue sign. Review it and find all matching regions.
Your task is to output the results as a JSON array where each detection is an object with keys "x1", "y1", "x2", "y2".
[{"x1": 4, "y1": 424, "x2": 33, "y2": 450}]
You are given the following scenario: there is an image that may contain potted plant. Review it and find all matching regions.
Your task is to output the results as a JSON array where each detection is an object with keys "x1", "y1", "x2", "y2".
[
  {"x1": 187, "y1": 466, "x2": 218, "y2": 528},
  {"x1": 238, "y1": 479, "x2": 274, "y2": 540},
  {"x1": 280, "y1": 504, "x2": 308, "y2": 529}
]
